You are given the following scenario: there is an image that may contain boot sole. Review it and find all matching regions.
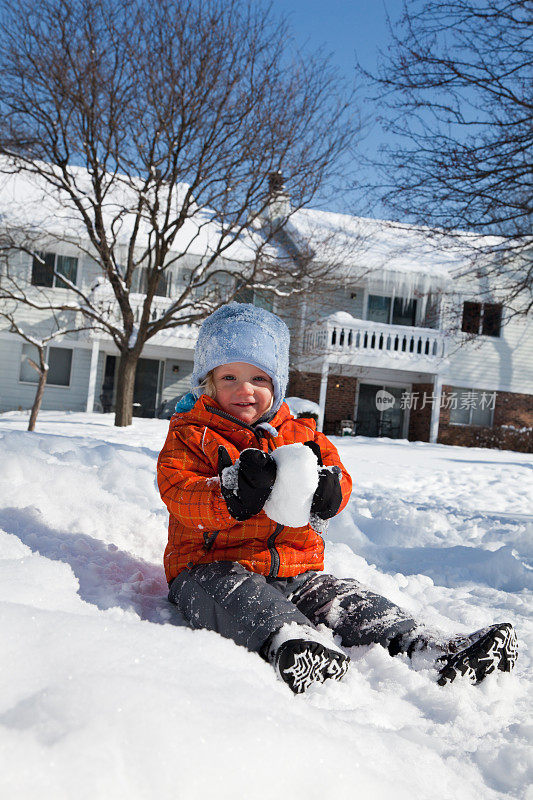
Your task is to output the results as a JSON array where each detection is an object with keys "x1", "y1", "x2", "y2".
[
  {"x1": 278, "y1": 641, "x2": 350, "y2": 694},
  {"x1": 437, "y1": 623, "x2": 518, "y2": 686}
]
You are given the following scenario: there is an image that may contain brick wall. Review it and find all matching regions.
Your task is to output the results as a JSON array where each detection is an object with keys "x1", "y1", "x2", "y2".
[
  {"x1": 407, "y1": 383, "x2": 433, "y2": 442},
  {"x1": 323, "y1": 375, "x2": 358, "y2": 435},
  {"x1": 287, "y1": 370, "x2": 357, "y2": 434},
  {"x1": 438, "y1": 386, "x2": 533, "y2": 453},
  {"x1": 288, "y1": 373, "x2": 532, "y2": 452},
  {"x1": 493, "y1": 391, "x2": 533, "y2": 429},
  {"x1": 287, "y1": 371, "x2": 321, "y2": 404}
]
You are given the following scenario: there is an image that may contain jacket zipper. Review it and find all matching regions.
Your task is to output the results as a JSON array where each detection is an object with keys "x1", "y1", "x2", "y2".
[
  {"x1": 208, "y1": 406, "x2": 271, "y2": 447},
  {"x1": 209, "y1": 405, "x2": 281, "y2": 571},
  {"x1": 267, "y1": 523, "x2": 284, "y2": 578},
  {"x1": 203, "y1": 530, "x2": 219, "y2": 551}
]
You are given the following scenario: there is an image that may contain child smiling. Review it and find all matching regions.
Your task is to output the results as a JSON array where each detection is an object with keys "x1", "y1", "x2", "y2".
[
  {"x1": 211, "y1": 362, "x2": 274, "y2": 424},
  {"x1": 157, "y1": 303, "x2": 517, "y2": 693}
]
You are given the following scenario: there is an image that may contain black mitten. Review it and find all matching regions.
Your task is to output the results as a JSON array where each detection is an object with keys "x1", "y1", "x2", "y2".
[
  {"x1": 311, "y1": 468, "x2": 342, "y2": 519},
  {"x1": 218, "y1": 446, "x2": 277, "y2": 521},
  {"x1": 304, "y1": 440, "x2": 342, "y2": 520}
]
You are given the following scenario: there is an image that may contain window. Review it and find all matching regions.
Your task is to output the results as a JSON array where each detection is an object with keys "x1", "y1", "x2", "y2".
[
  {"x1": 19, "y1": 344, "x2": 41, "y2": 382},
  {"x1": 19, "y1": 344, "x2": 73, "y2": 387},
  {"x1": 392, "y1": 297, "x2": 417, "y2": 326},
  {"x1": 48, "y1": 347, "x2": 73, "y2": 385},
  {"x1": 421, "y1": 293, "x2": 439, "y2": 329},
  {"x1": 367, "y1": 294, "x2": 417, "y2": 326},
  {"x1": 234, "y1": 286, "x2": 254, "y2": 304},
  {"x1": 461, "y1": 301, "x2": 502, "y2": 337},
  {"x1": 31, "y1": 252, "x2": 78, "y2": 288},
  {"x1": 137, "y1": 267, "x2": 172, "y2": 297},
  {"x1": 254, "y1": 293, "x2": 274, "y2": 312},
  {"x1": 367, "y1": 294, "x2": 391, "y2": 324},
  {"x1": 234, "y1": 285, "x2": 274, "y2": 311},
  {"x1": 55, "y1": 255, "x2": 78, "y2": 288},
  {"x1": 448, "y1": 387, "x2": 495, "y2": 427}
]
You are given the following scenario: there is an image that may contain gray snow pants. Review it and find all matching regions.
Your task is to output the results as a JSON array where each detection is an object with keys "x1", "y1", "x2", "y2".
[{"x1": 168, "y1": 561, "x2": 416, "y2": 654}]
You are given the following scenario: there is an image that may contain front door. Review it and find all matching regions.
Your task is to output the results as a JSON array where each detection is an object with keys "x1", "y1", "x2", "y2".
[
  {"x1": 133, "y1": 358, "x2": 162, "y2": 417},
  {"x1": 356, "y1": 384, "x2": 406, "y2": 438}
]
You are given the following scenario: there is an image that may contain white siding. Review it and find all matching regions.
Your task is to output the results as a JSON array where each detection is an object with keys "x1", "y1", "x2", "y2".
[
  {"x1": 444, "y1": 312, "x2": 533, "y2": 395},
  {"x1": 322, "y1": 286, "x2": 365, "y2": 318},
  {"x1": 161, "y1": 357, "x2": 194, "y2": 403},
  {"x1": 0, "y1": 336, "x2": 92, "y2": 412},
  {"x1": 0, "y1": 303, "x2": 82, "y2": 340}
]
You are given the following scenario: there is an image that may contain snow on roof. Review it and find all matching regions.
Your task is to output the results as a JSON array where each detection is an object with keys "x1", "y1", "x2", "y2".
[
  {"x1": 0, "y1": 157, "x2": 264, "y2": 263},
  {"x1": 0, "y1": 157, "x2": 504, "y2": 293},
  {"x1": 283, "y1": 206, "x2": 498, "y2": 295}
]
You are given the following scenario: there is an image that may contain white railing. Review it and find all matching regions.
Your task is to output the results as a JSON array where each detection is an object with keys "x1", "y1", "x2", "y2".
[
  {"x1": 304, "y1": 317, "x2": 447, "y2": 362},
  {"x1": 78, "y1": 294, "x2": 199, "y2": 346},
  {"x1": 131, "y1": 295, "x2": 173, "y2": 324}
]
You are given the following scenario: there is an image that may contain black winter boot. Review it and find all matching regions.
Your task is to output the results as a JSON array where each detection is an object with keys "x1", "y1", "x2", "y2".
[
  {"x1": 264, "y1": 623, "x2": 350, "y2": 694},
  {"x1": 436, "y1": 623, "x2": 518, "y2": 686},
  {"x1": 390, "y1": 622, "x2": 518, "y2": 686}
]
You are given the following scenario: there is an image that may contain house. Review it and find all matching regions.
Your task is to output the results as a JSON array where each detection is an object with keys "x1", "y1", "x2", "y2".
[
  {"x1": 1, "y1": 168, "x2": 531, "y2": 452},
  {"x1": 277, "y1": 208, "x2": 532, "y2": 453},
  {"x1": 0, "y1": 163, "x2": 262, "y2": 420}
]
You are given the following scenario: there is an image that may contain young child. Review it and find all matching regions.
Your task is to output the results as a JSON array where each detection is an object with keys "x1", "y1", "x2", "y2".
[{"x1": 157, "y1": 303, "x2": 517, "y2": 694}]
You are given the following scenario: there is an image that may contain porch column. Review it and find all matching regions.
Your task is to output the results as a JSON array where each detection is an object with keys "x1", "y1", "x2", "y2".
[
  {"x1": 317, "y1": 358, "x2": 329, "y2": 432},
  {"x1": 429, "y1": 374, "x2": 442, "y2": 443},
  {"x1": 86, "y1": 338, "x2": 100, "y2": 413}
]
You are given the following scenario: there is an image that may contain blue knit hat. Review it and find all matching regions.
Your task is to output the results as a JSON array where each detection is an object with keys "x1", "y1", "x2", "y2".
[{"x1": 191, "y1": 302, "x2": 290, "y2": 413}]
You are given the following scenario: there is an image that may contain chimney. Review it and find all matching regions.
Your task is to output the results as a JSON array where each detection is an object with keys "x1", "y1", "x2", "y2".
[
  {"x1": 267, "y1": 171, "x2": 290, "y2": 223},
  {"x1": 268, "y1": 171, "x2": 285, "y2": 196}
]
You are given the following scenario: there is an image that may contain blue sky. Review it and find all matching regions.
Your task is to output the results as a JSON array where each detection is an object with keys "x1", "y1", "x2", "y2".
[
  {"x1": 263, "y1": 1, "x2": 402, "y2": 215},
  {"x1": 277, "y1": 0, "x2": 397, "y2": 77}
]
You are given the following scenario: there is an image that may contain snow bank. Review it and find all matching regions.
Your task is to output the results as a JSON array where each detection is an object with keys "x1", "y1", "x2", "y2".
[
  {"x1": 285, "y1": 396, "x2": 320, "y2": 418},
  {"x1": 0, "y1": 411, "x2": 531, "y2": 800}
]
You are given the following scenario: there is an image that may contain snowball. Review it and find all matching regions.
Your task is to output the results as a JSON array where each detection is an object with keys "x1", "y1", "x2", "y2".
[{"x1": 264, "y1": 443, "x2": 319, "y2": 527}]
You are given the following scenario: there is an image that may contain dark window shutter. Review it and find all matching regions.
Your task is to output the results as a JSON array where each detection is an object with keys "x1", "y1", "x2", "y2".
[
  {"x1": 482, "y1": 304, "x2": 502, "y2": 337},
  {"x1": 31, "y1": 252, "x2": 54, "y2": 287},
  {"x1": 461, "y1": 301, "x2": 481, "y2": 333}
]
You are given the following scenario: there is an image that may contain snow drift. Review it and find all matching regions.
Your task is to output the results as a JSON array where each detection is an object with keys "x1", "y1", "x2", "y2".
[{"x1": 0, "y1": 412, "x2": 531, "y2": 800}]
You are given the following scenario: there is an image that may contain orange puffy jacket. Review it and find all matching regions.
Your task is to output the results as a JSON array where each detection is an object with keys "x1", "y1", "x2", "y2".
[{"x1": 157, "y1": 395, "x2": 352, "y2": 583}]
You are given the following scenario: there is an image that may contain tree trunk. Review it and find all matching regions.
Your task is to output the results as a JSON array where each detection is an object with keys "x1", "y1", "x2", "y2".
[
  {"x1": 114, "y1": 350, "x2": 139, "y2": 427},
  {"x1": 28, "y1": 367, "x2": 48, "y2": 432}
]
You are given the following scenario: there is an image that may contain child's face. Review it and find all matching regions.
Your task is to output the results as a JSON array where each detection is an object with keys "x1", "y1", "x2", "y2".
[{"x1": 212, "y1": 362, "x2": 274, "y2": 424}]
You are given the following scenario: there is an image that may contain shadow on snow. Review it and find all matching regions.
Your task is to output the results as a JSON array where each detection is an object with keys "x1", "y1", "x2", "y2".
[{"x1": 0, "y1": 505, "x2": 188, "y2": 628}]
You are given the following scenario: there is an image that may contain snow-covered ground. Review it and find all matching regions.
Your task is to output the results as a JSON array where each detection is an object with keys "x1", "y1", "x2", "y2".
[{"x1": 0, "y1": 411, "x2": 531, "y2": 800}]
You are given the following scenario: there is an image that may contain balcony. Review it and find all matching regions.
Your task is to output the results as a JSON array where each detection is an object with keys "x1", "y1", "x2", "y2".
[
  {"x1": 303, "y1": 315, "x2": 447, "y2": 373},
  {"x1": 131, "y1": 295, "x2": 173, "y2": 324}
]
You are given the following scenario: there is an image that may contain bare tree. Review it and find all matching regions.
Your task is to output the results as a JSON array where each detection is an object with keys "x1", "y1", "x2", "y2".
[
  {"x1": 0, "y1": 248, "x2": 92, "y2": 430},
  {"x1": 364, "y1": 0, "x2": 532, "y2": 316},
  {"x1": 0, "y1": 0, "x2": 358, "y2": 425},
  {"x1": 3, "y1": 320, "x2": 88, "y2": 432}
]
